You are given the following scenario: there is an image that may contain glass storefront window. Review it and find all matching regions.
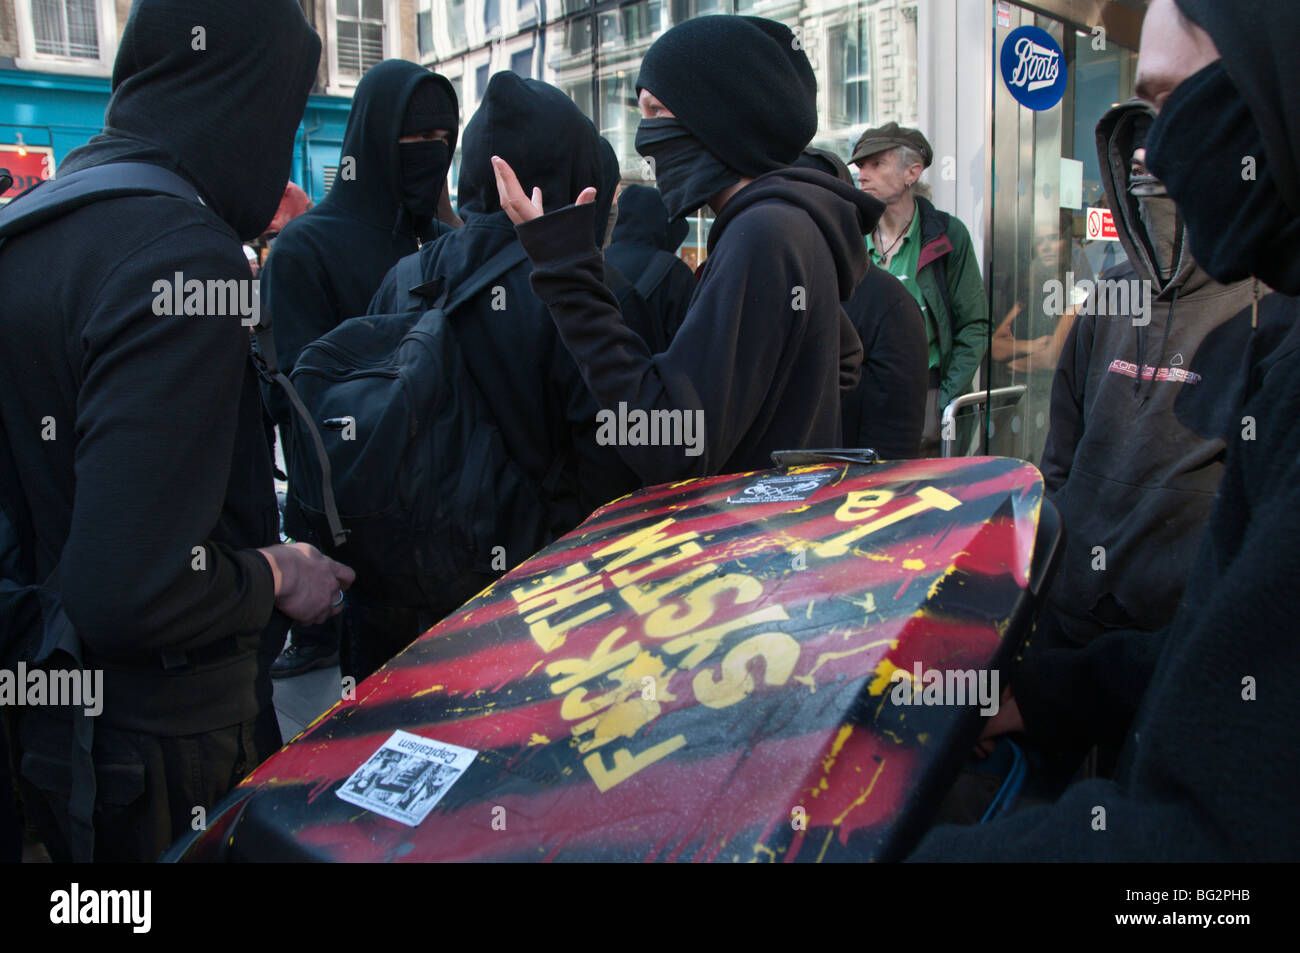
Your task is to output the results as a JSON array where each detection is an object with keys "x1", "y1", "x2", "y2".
[{"x1": 985, "y1": 2, "x2": 1140, "y2": 464}]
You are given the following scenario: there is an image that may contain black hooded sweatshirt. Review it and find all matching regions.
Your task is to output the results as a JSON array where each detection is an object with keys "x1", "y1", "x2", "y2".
[
  {"x1": 369, "y1": 72, "x2": 637, "y2": 528},
  {"x1": 262, "y1": 60, "x2": 457, "y2": 427},
  {"x1": 0, "y1": 1, "x2": 320, "y2": 733},
  {"x1": 606, "y1": 184, "x2": 697, "y2": 347},
  {"x1": 517, "y1": 167, "x2": 877, "y2": 485},
  {"x1": 910, "y1": 0, "x2": 1300, "y2": 860}
]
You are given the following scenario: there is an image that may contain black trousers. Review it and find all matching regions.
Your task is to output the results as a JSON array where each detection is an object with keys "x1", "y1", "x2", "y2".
[{"x1": 17, "y1": 707, "x2": 272, "y2": 862}]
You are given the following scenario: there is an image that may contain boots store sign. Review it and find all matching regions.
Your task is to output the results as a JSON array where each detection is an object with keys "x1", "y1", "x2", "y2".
[
  {"x1": 1000, "y1": 25, "x2": 1068, "y2": 111},
  {"x1": 0, "y1": 144, "x2": 54, "y2": 204}
]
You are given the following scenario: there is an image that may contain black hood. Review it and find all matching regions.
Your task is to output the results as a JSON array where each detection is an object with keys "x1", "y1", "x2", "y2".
[
  {"x1": 323, "y1": 59, "x2": 458, "y2": 234},
  {"x1": 458, "y1": 72, "x2": 601, "y2": 219},
  {"x1": 611, "y1": 184, "x2": 670, "y2": 250},
  {"x1": 59, "y1": 0, "x2": 320, "y2": 241},
  {"x1": 707, "y1": 167, "x2": 881, "y2": 300},
  {"x1": 1175, "y1": 0, "x2": 1300, "y2": 215}
]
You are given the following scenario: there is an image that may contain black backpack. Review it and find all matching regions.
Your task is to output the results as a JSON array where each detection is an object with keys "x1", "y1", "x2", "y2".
[{"x1": 285, "y1": 241, "x2": 571, "y2": 611}]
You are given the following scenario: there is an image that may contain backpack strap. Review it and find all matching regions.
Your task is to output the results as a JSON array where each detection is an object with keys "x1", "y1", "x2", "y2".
[
  {"x1": 436, "y1": 241, "x2": 529, "y2": 315},
  {"x1": 0, "y1": 162, "x2": 204, "y2": 242},
  {"x1": 633, "y1": 251, "x2": 677, "y2": 301},
  {"x1": 250, "y1": 326, "x2": 348, "y2": 546}
]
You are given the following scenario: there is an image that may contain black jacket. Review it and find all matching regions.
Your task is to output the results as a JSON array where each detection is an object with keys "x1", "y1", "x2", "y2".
[
  {"x1": 606, "y1": 184, "x2": 696, "y2": 349},
  {"x1": 262, "y1": 60, "x2": 456, "y2": 428},
  {"x1": 840, "y1": 267, "x2": 929, "y2": 459},
  {"x1": 518, "y1": 166, "x2": 879, "y2": 485},
  {"x1": 0, "y1": 0, "x2": 319, "y2": 733},
  {"x1": 369, "y1": 72, "x2": 637, "y2": 526}
]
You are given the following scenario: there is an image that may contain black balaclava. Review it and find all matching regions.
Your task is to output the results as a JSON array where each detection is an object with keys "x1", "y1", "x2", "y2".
[
  {"x1": 635, "y1": 118, "x2": 739, "y2": 220},
  {"x1": 1145, "y1": 0, "x2": 1300, "y2": 294},
  {"x1": 64, "y1": 0, "x2": 321, "y2": 241},
  {"x1": 634, "y1": 16, "x2": 817, "y2": 219},
  {"x1": 398, "y1": 78, "x2": 458, "y2": 221},
  {"x1": 324, "y1": 61, "x2": 458, "y2": 242},
  {"x1": 635, "y1": 16, "x2": 817, "y2": 177}
]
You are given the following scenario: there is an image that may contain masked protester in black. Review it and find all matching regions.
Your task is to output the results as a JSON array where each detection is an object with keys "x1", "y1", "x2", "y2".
[
  {"x1": 261, "y1": 61, "x2": 457, "y2": 680},
  {"x1": 496, "y1": 16, "x2": 877, "y2": 486},
  {"x1": 909, "y1": 0, "x2": 1300, "y2": 862},
  {"x1": 0, "y1": 0, "x2": 328, "y2": 862},
  {"x1": 606, "y1": 184, "x2": 697, "y2": 349},
  {"x1": 793, "y1": 149, "x2": 929, "y2": 460},
  {"x1": 360, "y1": 73, "x2": 638, "y2": 680}
]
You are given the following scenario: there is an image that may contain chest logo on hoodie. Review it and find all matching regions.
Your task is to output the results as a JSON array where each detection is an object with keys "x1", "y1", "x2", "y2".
[{"x1": 1000, "y1": 26, "x2": 1067, "y2": 111}]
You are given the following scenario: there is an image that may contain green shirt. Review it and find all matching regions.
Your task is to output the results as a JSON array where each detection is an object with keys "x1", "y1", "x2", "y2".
[{"x1": 867, "y1": 206, "x2": 941, "y2": 370}]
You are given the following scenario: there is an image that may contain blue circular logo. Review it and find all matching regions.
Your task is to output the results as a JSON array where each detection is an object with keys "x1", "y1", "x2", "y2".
[{"x1": 1000, "y1": 26, "x2": 1067, "y2": 111}]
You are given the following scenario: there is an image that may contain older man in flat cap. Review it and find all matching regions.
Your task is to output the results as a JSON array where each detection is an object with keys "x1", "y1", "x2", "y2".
[{"x1": 852, "y1": 123, "x2": 988, "y2": 455}]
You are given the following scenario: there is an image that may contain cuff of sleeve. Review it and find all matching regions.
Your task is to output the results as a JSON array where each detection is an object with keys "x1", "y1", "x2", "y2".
[
  {"x1": 233, "y1": 547, "x2": 278, "y2": 630},
  {"x1": 516, "y1": 203, "x2": 600, "y2": 265}
]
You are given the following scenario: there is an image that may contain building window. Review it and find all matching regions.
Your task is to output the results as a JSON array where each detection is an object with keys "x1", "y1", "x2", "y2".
[
  {"x1": 446, "y1": 0, "x2": 468, "y2": 51},
  {"x1": 484, "y1": 0, "x2": 501, "y2": 34},
  {"x1": 510, "y1": 47, "x2": 533, "y2": 79},
  {"x1": 830, "y1": 19, "x2": 872, "y2": 126},
  {"x1": 670, "y1": 0, "x2": 720, "y2": 23},
  {"x1": 476, "y1": 64, "x2": 490, "y2": 104},
  {"x1": 31, "y1": 0, "x2": 99, "y2": 59},
  {"x1": 622, "y1": 1, "x2": 663, "y2": 45},
  {"x1": 417, "y1": 10, "x2": 433, "y2": 58},
  {"x1": 337, "y1": 0, "x2": 385, "y2": 78}
]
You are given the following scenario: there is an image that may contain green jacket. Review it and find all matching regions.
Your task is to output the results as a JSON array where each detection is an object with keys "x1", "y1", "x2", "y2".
[{"x1": 913, "y1": 196, "x2": 989, "y2": 408}]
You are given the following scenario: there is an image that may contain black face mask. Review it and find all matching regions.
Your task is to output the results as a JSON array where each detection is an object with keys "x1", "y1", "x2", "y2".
[
  {"x1": 635, "y1": 117, "x2": 740, "y2": 220},
  {"x1": 398, "y1": 139, "x2": 451, "y2": 221},
  {"x1": 1146, "y1": 61, "x2": 1300, "y2": 295}
]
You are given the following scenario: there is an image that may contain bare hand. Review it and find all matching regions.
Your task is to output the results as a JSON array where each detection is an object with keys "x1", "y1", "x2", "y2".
[
  {"x1": 259, "y1": 542, "x2": 355, "y2": 625},
  {"x1": 491, "y1": 155, "x2": 597, "y2": 226},
  {"x1": 973, "y1": 687, "x2": 1023, "y2": 758}
]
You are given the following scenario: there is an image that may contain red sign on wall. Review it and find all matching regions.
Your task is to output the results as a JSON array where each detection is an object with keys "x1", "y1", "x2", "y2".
[{"x1": 0, "y1": 144, "x2": 55, "y2": 204}]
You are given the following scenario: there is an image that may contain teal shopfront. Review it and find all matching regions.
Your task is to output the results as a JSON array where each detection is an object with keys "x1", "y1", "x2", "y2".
[{"x1": 0, "y1": 68, "x2": 353, "y2": 204}]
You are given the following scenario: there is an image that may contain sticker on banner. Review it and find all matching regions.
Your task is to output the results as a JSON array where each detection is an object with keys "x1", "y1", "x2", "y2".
[
  {"x1": 728, "y1": 472, "x2": 834, "y2": 505},
  {"x1": 1000, "y1": 26, "x2": 1067, "y2": 111},
  {"x1": 1086, "y1": 206, "x2": 1119, "y2": 241},
  {"x1": 336, "y1": 730, "x2": 477, "y2": 827}
]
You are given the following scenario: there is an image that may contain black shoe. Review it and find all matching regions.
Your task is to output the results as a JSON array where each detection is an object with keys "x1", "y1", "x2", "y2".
[{"x1": 270, "y1": 639, "x2": 340, "y2": 679}]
